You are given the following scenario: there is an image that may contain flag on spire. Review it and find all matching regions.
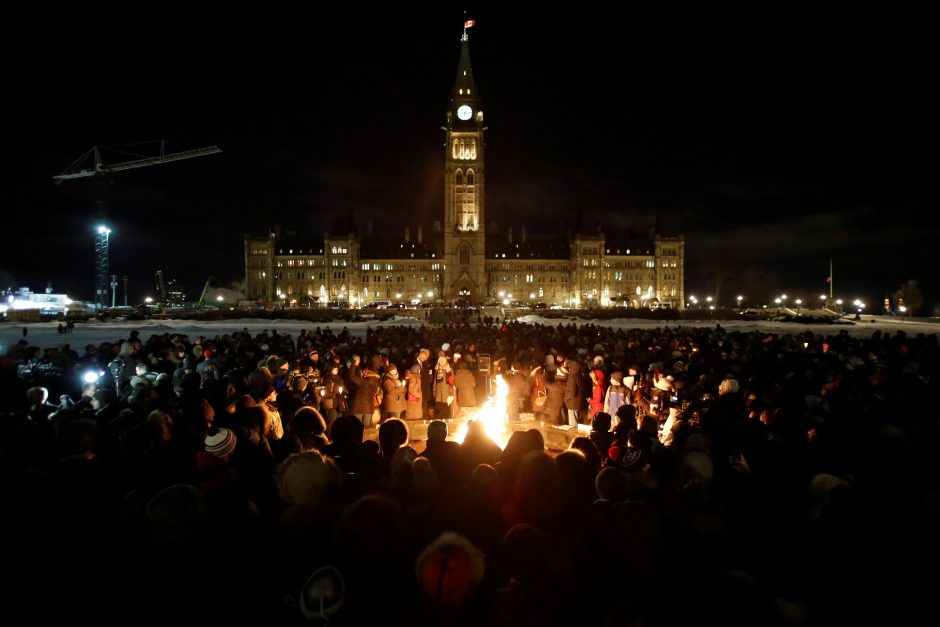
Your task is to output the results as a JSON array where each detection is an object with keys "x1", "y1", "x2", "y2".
[{"x1": 464, "y1": 19, "x2": 475, "y2": 28}]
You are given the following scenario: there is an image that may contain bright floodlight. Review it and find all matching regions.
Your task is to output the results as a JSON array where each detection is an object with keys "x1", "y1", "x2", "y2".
[
  {"x1": 737, "y1": 295, "x2": 743, "y2": 301},
  {"x1": 427, "y1": 291, "x2": 434, "y2": 298},
  {"x1": 82, "y1": 371, "x2": 100, "y2": 384},
  {"x1": 820, "y1": 294, "x2": 827, "y2": 300},
  {"x1": 795, "y1": 299, "x2": 802, "y2": 305},
  {"x1": 97, "y1": 225, "x2": 110, "y2": 234},
  {"x1": 144, "y1": 297, "x2": 153, "y2": 303},
  {"x1": 216, "y1": 295, "x2": 223, "y2": 301}
]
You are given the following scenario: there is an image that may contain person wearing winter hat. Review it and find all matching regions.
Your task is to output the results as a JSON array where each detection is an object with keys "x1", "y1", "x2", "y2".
[
  {"x1": 204, "y1": 427, "x2": 237, "y2": 460},
  {"x1": 405, "y1": 363, "x2": 424, "y2": 420},
  {"x1": 145, "y1": 484, "x2": 208, "y2": 546},
  {"x1": 248, "y1": 367, "x2": 276, "y2": 400},
  {"x1": 247, "y1": 367, "x2": 283, "y2": 439},
  {"x1": 382, "y1": 365, "x2": 407, "y2": 420},
  {"x1": 288, "y1": 566, "x2": 346, "y2": 621},
  {"x1": 415, "y1": 532, "x2": 486, "y2": 613},
  {"x1": 604, "y1": 371, "x2": 629, "y2": 419},
  {"x1": 433, "y1": 355, "x2": 454, "y2": 420}
]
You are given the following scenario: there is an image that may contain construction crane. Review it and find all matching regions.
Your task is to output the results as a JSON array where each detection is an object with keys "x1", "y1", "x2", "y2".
[
  {"x1": 155, "y1": 270, "x2": 169, "y2": 311},
  {"x1": 54, "y1": 140, "x2": 222, "y2": 182},
  {"x1": 54, "y1": 140, "x2": 222, "y2": 308},
  {"x1": 155, "y1": 270, "x2": 168, "y2": 302},
  {"x1": 197, "y1": 276, "x2": 212, "y2": 308}
]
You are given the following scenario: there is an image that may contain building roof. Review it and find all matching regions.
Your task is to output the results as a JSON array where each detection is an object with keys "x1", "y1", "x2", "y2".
[
  {"x1": 486, "y1": 236, "x2": 570, "y2": 260},
  {"x1": 360, "y1": 236, "x2": 443, "y2": 260},
  {"x1": 273, "y1": 238, "x2": 326, "y2": 255}
]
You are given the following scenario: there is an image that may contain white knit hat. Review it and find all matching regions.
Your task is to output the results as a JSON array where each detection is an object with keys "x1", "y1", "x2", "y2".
[{"x1": 205, "y1": 428, "x2": 237, "y2": 458}]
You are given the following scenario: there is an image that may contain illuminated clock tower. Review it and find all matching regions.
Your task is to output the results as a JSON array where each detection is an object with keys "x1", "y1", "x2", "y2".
[{"x1": 443, "y1": 24, "x2": 486, "y2": 302}]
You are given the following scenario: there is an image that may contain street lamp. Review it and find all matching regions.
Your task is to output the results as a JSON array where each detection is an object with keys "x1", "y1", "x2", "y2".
[
  {"x1": 737, "y1": 295, "x2": 743, "y2": 308},
  {"x1": 144, "y1": 296, "x2": 153, "y2": 304},
  {"x1": 795, "y1": 298, "x2": 802, "y2": 313}
]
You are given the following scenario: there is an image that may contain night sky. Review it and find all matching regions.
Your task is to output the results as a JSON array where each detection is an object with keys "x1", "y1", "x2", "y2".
[{"x1": 3, "y1": 7, "x2": 937, "y2": 311}]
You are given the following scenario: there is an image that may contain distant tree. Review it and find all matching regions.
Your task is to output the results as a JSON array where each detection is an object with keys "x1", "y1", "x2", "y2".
[
  {"x1": 701, "y1": 254, "x2": 740, "y2": 307},
  {"x1": 737, "y1": 266, "x2": 782, "y2": 307},
  {"x1": 893, "y1": 280, "x2": 923, "y2": 316},
  {"x1": 0, "y1": 267, "x2": 16, "y2": 293}
]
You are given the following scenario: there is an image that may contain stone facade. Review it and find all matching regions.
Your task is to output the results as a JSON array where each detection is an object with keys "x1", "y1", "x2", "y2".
[{"x1": 245, "y1": 29, "x2": 684, "y2": 309}]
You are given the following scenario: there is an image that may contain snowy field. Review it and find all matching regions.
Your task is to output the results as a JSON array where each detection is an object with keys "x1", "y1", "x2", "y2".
[{"x1": 2, "y1": 314, "x2": 939, "y2": 353}]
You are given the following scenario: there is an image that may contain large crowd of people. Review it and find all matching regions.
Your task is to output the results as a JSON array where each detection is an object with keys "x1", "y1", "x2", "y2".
[{"x1": 1, "y1": 319, "x2": 938, "y2": 624}]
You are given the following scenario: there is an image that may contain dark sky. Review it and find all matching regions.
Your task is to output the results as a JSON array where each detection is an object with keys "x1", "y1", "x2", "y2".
[{"x1": 3, "y1": 7, "x2": 937, "y2": 311}]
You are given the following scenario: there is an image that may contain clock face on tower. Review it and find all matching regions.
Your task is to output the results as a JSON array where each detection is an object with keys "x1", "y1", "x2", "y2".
[{"x1": 457, "y1": 105, "x2": 473, "y2": 121}]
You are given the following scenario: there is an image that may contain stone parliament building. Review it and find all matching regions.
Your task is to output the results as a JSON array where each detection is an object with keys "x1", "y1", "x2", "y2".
[{"x1": 245, "y1": 28, "x2": 684, "y2": 309}]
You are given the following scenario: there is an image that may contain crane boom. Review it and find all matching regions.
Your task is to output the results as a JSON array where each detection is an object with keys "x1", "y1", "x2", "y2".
[
  {"x1": 197, "y1": 276, "x2": 212, "y2": 308},
  {"x1": 54, "y1": 141, "x2": 221, "y2": 182},
  {"x1": 155, "y1": 270, "x2": 168, "y2": 306}
]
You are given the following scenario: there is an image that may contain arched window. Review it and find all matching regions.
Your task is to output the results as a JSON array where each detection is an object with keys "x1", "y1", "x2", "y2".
[
  {"x1": 470, "y1": 139, "x2": 476, "y2": 159},
  {"x1": 455, "y1": 169, "x2": 464, "y2": 185},
  {"x1": 452, "y1": 139, "x2": 459, "y2": 159},
  {"x1": 459, "y1": 246, "x2": 470, "y2": 266},
  {"x1": 466, "y1": 170, "x2": 474, "y2": 185}
]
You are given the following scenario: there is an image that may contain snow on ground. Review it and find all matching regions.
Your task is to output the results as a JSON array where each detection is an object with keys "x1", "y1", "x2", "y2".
[
  {"x1": 0, "y1": 316, "x2": 424, "y2": 353},
  {"x1": 515, "y1": 314, "x2": 940, "y2": 338},
  {"x1": 2, "y1": 314, "x2": 938, "y2": 353}
]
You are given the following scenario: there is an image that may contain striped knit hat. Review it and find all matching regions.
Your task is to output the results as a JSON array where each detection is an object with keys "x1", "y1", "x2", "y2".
[{"x1": 205, "y1": 428, "x2": 237, "y2": 458}]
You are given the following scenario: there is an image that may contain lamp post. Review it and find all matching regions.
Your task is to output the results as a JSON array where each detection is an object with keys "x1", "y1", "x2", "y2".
[{"x1": 737, "y1": 295, "x2": 744, "y2": 309}]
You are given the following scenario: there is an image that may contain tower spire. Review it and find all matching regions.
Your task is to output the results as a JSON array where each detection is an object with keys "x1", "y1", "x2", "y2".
[{"x1": 455, "y1": 20, "x2": 475, "y2": 99}]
